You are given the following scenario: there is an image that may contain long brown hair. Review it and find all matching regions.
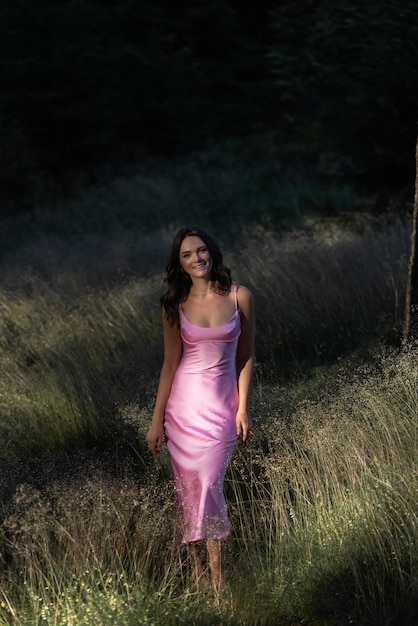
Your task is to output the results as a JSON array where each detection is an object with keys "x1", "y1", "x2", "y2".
[{"x1": 161, "y1": 226, "x2": 232, "y2": 326}]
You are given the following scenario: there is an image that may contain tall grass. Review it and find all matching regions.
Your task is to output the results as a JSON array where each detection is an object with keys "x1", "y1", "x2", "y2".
[
  {"x1": 0, "y1": 213, "x2": 408, "y2": 460},
  {"x1": 0, "y1": 346, "x2": 416, "y2": 625},
  {"x1": 0, "y1": 146, "x2": 363, "y2": 252},
  {"x1": 229, "y1": 216, "x2": 408, "y2": 371},
  {"x1": 0, "y1": 160, "x2": 415, "y2": 623},
  {"x1": 0, "y1": 274, "x2": 163, "y2": 458},
  {"x1": 228, "y1": 345, "x2": 418, "y2": 624}
]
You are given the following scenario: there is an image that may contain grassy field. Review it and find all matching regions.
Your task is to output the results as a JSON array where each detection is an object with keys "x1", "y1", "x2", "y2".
[{"x1": 0, "y1": 154, "x2": 416, "y2": 625}]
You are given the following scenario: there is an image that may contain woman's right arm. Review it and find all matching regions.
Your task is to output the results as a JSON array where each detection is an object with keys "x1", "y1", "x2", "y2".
[{"x1": 147, "y1": 309, "x2": 182, "y2": 457}]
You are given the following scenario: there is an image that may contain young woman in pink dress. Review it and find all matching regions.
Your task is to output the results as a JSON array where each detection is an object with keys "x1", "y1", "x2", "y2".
[{"x1": 146, "y1": 226, "x2": 255, "y2": 591}]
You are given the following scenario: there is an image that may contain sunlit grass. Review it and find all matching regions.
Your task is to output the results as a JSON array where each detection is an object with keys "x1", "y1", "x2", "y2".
[
  {"x1": 0, "y1": 346, "x2": 417, "y2": 625},
  {"x1": 0, "y1": 169, "x2": 415, "y2": 624},
  {"x1": 0, "y1": 275, "x2": 164, "y2": 458},
  {"x1": 229, "y1": 346, "x2": 418, "y2": 624},
  {"x1": 0, "y1": 214, "x2": 408, "y2": 460}
]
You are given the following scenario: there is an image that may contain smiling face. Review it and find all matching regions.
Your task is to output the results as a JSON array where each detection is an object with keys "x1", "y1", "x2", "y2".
[{"x1": 179, "y1": 235, "x2": 213, "y2": 280}]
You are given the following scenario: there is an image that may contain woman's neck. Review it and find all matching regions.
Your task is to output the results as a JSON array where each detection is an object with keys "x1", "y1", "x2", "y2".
[{"x1": 189, "y1": 280, "x2": 213, "y2": 297}]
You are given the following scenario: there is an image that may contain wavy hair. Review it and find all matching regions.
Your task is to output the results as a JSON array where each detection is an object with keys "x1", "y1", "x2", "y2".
[{"x1": 161, "y1": 226, "x2": 232, "y2": 326}]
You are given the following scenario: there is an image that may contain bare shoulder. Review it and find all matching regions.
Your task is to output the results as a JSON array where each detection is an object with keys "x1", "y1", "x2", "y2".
[
  {"x1": 236, "y1": 284, "x2": 253, "y2": 303},
  {"x1": 235, "y1": 285, "x2": 255, "y2": 342},
  {"x1": 235, "y1": 284, "x2": 254, "y2": 314},
  {"x1": 161, "y1": 306, "x2": 182, "y2": 360},
  {"x1": 161, "y1": 306, "x2": 181, "y2": 336}
]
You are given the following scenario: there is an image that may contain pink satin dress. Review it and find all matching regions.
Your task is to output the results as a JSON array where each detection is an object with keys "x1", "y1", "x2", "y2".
[{"x1": 164, "y1": 287, "x2": 241, "y2": 544}]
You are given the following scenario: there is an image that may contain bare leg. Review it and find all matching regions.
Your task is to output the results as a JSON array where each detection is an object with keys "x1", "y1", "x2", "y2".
[
  {"x1": 187, "y1": 541, "x2": 207, "y2": 589},
  {"x1": 206, "y1": 539, "x2": 224, "y2": 592}
]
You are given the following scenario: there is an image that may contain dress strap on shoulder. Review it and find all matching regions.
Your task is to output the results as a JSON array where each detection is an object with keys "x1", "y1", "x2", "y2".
[{"x1": 234, "y1": 284, "x2": 239, "y2": 312}]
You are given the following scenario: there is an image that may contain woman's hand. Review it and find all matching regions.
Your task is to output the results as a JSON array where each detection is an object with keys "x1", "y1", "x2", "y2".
[
  {"x1": 147, "y1": 423, "x2": 164, "y2": 457},
  {"x1": 236, "y1": 409, "x2": 250, "y2": 444}
]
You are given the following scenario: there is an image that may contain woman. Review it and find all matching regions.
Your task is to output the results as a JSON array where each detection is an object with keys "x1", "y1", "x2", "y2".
[{"x1": 146, "y1": 226, "x2": 255, "y2": 591}]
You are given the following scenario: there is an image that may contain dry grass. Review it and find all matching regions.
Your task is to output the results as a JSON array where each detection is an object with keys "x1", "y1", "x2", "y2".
[
  {"x1": 0, "y1": 214, "x2": 409, "y2": 460},
  {"x1": 0, "y1": 274, "x2": 163, "y2": 458},
  {"x1": 227, "y1": 345, "x2": 418, "y2": 624},
  {"x1": 0, "y1": 346, "x2": 417, "y2": 625},
  {"x1": 230, "y1": 216, "x2": 408, "y2": 371},
  {"x1": 0, "y1": 181, "x2": 415, "y2": 623}
]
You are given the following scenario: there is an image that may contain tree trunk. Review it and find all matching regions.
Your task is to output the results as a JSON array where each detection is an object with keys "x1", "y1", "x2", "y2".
[{"x1": 402, "y1": 133, "x2": 418, "y2": 345}]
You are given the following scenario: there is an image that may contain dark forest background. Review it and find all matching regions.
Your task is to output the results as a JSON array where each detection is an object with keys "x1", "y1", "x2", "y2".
[{"x1": 1, "y1": 0, "x2": 417, "y2": 216}]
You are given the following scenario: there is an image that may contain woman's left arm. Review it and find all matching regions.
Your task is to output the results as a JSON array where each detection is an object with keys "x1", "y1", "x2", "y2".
[{"x1": 235, "y1": 285, "x2": 255, "y2": 443}]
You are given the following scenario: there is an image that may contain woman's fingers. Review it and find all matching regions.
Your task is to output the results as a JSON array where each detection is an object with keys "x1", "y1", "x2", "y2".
[
  {"x1": 236, "y1": 413, "x2": 250, "y2": 444},
  {"x1": 149, "y1": 440, "x2": 156, "y2": 456},
  {"x1": 241, "y1": 421, "x2": 248, "y2": 443},
  {"x1": 147, "y1": 429, "x2": 163, "y2": 457}
]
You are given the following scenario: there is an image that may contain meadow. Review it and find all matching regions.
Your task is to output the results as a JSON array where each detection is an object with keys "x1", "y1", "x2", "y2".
[{"x1": 0, "y1": 152, "x2": 416, "y2": 625}]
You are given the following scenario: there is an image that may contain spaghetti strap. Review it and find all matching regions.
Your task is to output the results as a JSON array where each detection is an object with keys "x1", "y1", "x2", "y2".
[{"x1": 234, "y1": 284, "x2": 238, "y2": 312}]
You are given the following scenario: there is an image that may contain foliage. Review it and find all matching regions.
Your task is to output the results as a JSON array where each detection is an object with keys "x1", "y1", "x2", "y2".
[
  {"x1": 0, "y1": 0, "x2": 275, "y2": 213},
  {"x1": 1, "y1": 0, "x2": 416, "y2": 213},
  {"x1": 269, "y1": 0, "x2": 418, "y2": 187}
]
